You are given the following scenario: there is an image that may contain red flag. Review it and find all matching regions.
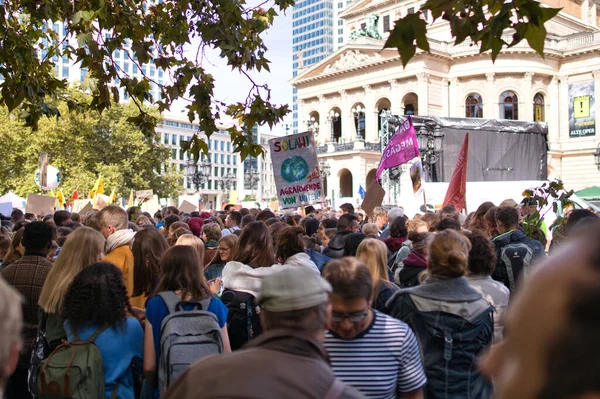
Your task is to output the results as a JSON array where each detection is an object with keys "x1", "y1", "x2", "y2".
[
  {"x1": 443, "y1": 133, "x2": 469, "y2": 212},
  {"x1": 72, "y1": 190, "x2": 79, "y2": 200}
]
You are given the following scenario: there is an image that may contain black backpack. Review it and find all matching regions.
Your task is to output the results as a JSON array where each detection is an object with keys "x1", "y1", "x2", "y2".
[{"x1": 220, "y1": 289, "x2": 263, "y2": 351}]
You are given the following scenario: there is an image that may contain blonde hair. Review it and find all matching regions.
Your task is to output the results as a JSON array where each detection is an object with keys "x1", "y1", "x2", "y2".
[
  {"x1": 38, "y1": 227, "x2": 106, "y2": 314},
  {"x1": 98, "y1": 205, "x2": 128, "y2": 231},
  {"x1": 427, "y1": 229, "x2": 471, "y2": 278},
  {"x1": 176, "y1": 235, "x2": 206, "y2": 269},
  {"x1": 0, "y1": 276, "x2": 22, "y2": 384},
  {"x1": 209, "y1": 235, "x2": 239, "y2": 266},
  {"x1": 3, "y1": 228, "x2": 24, "y2": 266},
  {"x1": 373, "y1": 207, "x2": 388, "y2": 219},
  {"x1": 356, "y1": 238, "x2": 389, "y2": 301},
  {"x1": 361, "y1": 223, "x2": 378, "y2": 236},
  {"x1": 406, "y1": 219, "x2": 428, "y2": 233}
]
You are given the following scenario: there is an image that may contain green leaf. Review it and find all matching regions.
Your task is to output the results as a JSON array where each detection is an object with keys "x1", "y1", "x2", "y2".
[
  {"x1": 77, "y1": 33, "x2": 93, "y2": 48},
  {"x1": 524, "y1": 24, "x2": 546, "y2": 57},
  {"x1": 384, "y1": 13, "x2": 429, "y2": 67}
]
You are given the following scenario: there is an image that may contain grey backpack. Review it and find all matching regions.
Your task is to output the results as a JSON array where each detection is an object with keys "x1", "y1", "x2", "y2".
[
  {"x1": 158, "y1": 291, "x2": 224, "y2": 394},
  {"x1": 499, "y1": 242, "x2": 533, "y2": 292}
]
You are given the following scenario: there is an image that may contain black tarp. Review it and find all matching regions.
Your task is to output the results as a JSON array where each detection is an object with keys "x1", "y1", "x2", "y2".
[{"x1": 392, "y1": 116, "x2": 548, "y2": 182}]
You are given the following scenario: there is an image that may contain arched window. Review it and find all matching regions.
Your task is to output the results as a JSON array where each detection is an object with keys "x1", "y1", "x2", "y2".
[
  {"x1": 534, "y1": 93, "x2": 544, "y2": 122},
  {"x1": 465, "y1": 93, "x2": 483, "y2": 118},
  {"x1": 499, "y1": 91, "x2": 518, "y2": 120}
]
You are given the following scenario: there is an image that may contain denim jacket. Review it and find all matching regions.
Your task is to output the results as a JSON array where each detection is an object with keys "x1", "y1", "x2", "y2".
[{"x1": 387, "y1": 277, "x2": 494, "y2": 399}]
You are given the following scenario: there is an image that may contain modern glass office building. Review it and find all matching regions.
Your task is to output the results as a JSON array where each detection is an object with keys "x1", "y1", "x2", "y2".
[
  {"x1": 291, "y1": 0, "x2": 335, "y2": 133},
  {"x1": 44, "y1": 21, "x2": 164, "y2": 103}
]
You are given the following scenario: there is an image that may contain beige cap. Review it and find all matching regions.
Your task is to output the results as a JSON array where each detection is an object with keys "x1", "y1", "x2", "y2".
[
  {"x1": 499, "y1": 199, "x2": 519, "y2": 208},
  {"x1": 257, "y1": 267, "x2": 332, "y2": 312}
]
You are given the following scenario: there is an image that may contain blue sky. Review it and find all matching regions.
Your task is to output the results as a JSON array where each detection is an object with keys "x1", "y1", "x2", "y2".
[{"x1": 174, "y1": 7, "x2": 294, "y2": 136}]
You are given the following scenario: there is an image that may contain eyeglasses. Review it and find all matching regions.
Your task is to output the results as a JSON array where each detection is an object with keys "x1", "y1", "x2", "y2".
[{"x1": 331, "y1": 310, "x2": 369, "y2": 323}]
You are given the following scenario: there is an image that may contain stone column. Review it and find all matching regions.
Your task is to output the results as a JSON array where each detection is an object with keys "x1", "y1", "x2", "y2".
[
  {"x1": 318, "y1": 94, "x2": 329, "y2": 145},
  {"x1": 389, "y1": 79, "x2": 401, "y2": 116},
  {"x1": 298, "y1": 99, "x2": 306, "y2": 131},
  {"x1": 583, "y1": 0, "x2": 590, "y2": 23},
  {"x1": 485, "y1": 73, "x2": 495, "y2": 119},
  {"x1": 548, "y1": 76, "x2": 560, "y2": 147},
  {"x1": 417, "y1": 73, "x2": 429, "y2": 116},
  {"x1": 448, "y1": 77, "x2": 459, "y2": 117},
  {"x1": 363, "y1": 84, "x2": 376, "y2": 142},
  {"x1": 558, "y1": 75, "x2": 570, "y2": 142},
  {"x1": 522, "y1": 72, "x2": 534, "y2": 121},
  {"x1": 340, "y1": 89, "x2": 351, "y2": 143},
  {"x1": 441, "y1": 77, "x2": 449, "y2": 116}
]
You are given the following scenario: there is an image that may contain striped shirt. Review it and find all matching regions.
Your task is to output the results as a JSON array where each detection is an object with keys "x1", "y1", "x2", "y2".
[{"x1": 324, "y1": 310, "x2": 426, "y2": 398}]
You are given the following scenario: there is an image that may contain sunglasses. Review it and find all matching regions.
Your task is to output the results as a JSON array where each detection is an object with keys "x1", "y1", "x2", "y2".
[{"x1": 331, "y1": 310, "x2": 369, "y2": 323}]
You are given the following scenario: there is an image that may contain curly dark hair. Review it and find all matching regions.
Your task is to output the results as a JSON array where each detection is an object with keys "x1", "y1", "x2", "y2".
[
  {"x1": 465, "y1": 231, "x2": 496, "y2": 276},
  {"x1": 62, "y1": 262, "x2": 131, "y2": 330},
  {"x1": 436, "y1": 217, "x2": 462, "y2": 232}
]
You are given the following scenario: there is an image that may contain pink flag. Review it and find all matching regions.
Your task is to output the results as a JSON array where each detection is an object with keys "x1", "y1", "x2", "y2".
[
  {"x1": 443, "y1": 133, "x2": 469, "y2": 212},
  {"x1": 375, "y1": 116, "x2": 420, "y2": 182}
]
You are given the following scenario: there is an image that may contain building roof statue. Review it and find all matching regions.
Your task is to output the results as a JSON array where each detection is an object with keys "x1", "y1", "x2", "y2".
[{"x1": 350, "y1": 14, "x2": 382, "y2": 41}]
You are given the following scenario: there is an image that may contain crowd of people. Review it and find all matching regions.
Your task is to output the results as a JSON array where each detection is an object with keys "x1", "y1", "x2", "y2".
[{"x1": 0, "y1": 199, "x2": 599, "y2": 399}]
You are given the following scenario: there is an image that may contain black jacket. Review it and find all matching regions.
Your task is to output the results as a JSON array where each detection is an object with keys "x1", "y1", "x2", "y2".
[
  {"x1": 323, "y1": 230, "x2": 352, "y2": 259},
  {"x1": 492, "y1": 228, "x2": 546, "y2": 292}
]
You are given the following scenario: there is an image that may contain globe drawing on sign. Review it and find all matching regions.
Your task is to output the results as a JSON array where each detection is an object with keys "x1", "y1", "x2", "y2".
[
  {"x1": 34, "y1": 165, "x2": 62, "y2": 190},
  {"x1": 281, "y1": 156, "x2": 310, "y2": 183}
]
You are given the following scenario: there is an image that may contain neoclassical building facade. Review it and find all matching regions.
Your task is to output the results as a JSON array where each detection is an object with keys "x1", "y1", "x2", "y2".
[{"x1": 291, "y1": 0, "x2": 600, "y2": 204}]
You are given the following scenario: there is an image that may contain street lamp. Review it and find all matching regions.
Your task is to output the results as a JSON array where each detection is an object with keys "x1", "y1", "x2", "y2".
[
  {"x1": 416, "y1": 124, "x2": 444, "y2": 181},
  {"x1": 327, "y1": 110, "x2": 340, "y2": 143},
  {"x1": 306, "y1": 116, "x2": 320, "y2": 135},
  {"x1": 219, "y1": 173, "x2": 235, "y2": 201},
  {"x1": 319, "y1": 161, "x2": 331, "y2": 202},
  {"x1": 319, "y1": 161, "x2": 331, "y2": 178},
  {"x1": 595, "y1": 144, "x2": 600, "y2": 171},
  {"x1": 186, "y1": 160, "x2": 211, "y2": 191},
  {"x1": 388, "y1": 165, "x2": 406, "y2": 205},
  {"x1": 352, "y1": 105, "x2": 365, "y2": 141},
  {"x1": 245, "y1": 168, "x2": 260, "y2": 200}
]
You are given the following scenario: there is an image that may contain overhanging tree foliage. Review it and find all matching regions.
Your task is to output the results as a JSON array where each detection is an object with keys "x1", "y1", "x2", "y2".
[
  {"x1": 0, "y1": 90, "x2": 182, "y2": 199},
  {"x1": 1, "y1": 0, "x2": 560, "y2": 160},
  {"x1": 0, "y1": 0, "x2": 292, "y2": 161},
  {"x1": 384, "y1": 0, "x2": 561, "y2": 67}
]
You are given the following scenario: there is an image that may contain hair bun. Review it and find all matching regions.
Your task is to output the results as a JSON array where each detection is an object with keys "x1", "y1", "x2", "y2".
[{"x1": 446, "y1": 250, "x2": 468, "y2": 273}]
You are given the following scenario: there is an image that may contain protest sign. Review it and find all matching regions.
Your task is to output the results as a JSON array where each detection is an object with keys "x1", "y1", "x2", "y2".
[
  {"x1": 179, "y1": 200, "x2": 197, "y2": 214},
  {"x1": 0, "y1": 203, "x2": 12, "y2": 217},
  {"x1": 79, "y1": 202, "x2": 94, "y2": 216},
  {"x1": 141, "y1": 197, "x2": 160, "y2": 215},
  {"x1": 229, "y1": 190, "x2": 238, "y2": 205},
  {"x1": 269, "y1": 132, "x2": 324, "y2": 209},
  {"x1": 360, "y1": 182, "x2": 386, "y2": 217},
  {"x1": 26, "y1": 194, "x2": 56, "y2": 215},
  {"x1": 375, "y1": 116, "x2": 419, "y2": 182},
  {"x1": 96, "y1": 195, "x2": 109, "y2": 210},
  {"x1": 410, "y1": 159, "x2": 425, "y2": 197},
  {"x1": 136, "y1": 189, "x2": 154, "y2": 199}
]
